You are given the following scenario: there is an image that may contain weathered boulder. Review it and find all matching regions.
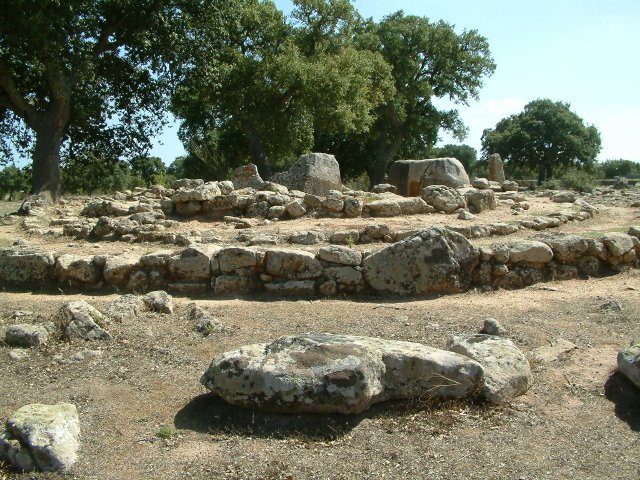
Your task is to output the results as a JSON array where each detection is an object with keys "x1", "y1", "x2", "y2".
[
  {"x1": 271, "y1": 153, "x2": 341, "y2": 196},
  {"x1": 372, "y1": 184, "x2": 397, "y2": 194},
  {"x1": 218, "y1": 247, "x2": 264, "y2": 274},
  {"x1": 0, "y1": 248, "x2": 55, "y2": 286},
  {"x1": 551, "y1": 191, "x2": 577, "y2": 203},
  {"x1": 324, "y1": 266, "x2": 362, "y2": 286},
  {"x1": 602, "y1": 233, "x2": 635, "y2": 258},
  {"x1": 617, "y1": 339, "x2": 640, "y2": 389},
  {"x1": 534, "y1": 233, "x2": 590, "y2": 263},
  {"x1": 172, "y1": 182, "x2": 221, "y2": 202},
  {"x1": 501, "y1": 180, "x2": 519, "y2": 192},
  {"x1": 366, "y1": 199, "x2": 401, "y2": 217},
  {"x1": 285, "y1": 200, "x2": 306, "y2": 219},
  {"x1": 288, "y1": 231, "x2": 326, "y2": 245},
  {"x1": 55, "y1": 255, "x2": 99, "y2": 286},
  {"x1": 472, "y1": 177, "x2": 490, "y2": 190},
  {"x1": 447, "y1": 334, "x2": 533, "y2": 404},
  {"x1": 343, "y1": 197, "x2": 364, "y2": 218},
  {"x1": 487, "y1": 153, "x2": 505, "y2": 183},
  {"x1": 142, "y1": 290, "x2": 174, "y2": 314},
  {"x1": 5, "y1": 323, "x2": 53, "y2": 347},
  {"x1": 0, "y1": 403, "x2": 80, "y2": 472},
  {"x1": 103, "y1": 254, "x2": 140, "y2": 288},
  {"x1": 214, "y1": 275, "x2": 255, "y2": 296},
  {"x1": 504, "y1": 240, "x2": 553, "y2": 264},
  {"x1": 106, "y1": 294, "x2": 146, "y2": 321},
  {"x1": 58, "y1": 300, "x2": 111, "y2": 341},
  {"x1": 318, "y1": 245, "x2": 362, "y2": 266},
  {"x1": 168, "y1": 245, "x2": 219, "y2": 281},
  {"x1": 420, "y1": 158, "x2": 471, "y2": 188},
  {"x1": 201, "y1": 333, "x2": 484, "y2": 414},
  {"x1": 232, "y1": 164, "x2": 264, "y2": 190},
  {"x1": 81, "y1": 200, "x2": 130, "y2": 217},
  {"x1": 464, "y1": 189, "x2": 496, "y2": 213},
  {"x1": 363, "y1": 227, "x2": 479, "y2": 295},
  {"x1": 396, "y1": 196, "x2": 432, "y2": 215},
  {"x1": 265, "y1": 249, "x2": 323, "y2": 279},
  {"x1": 420, "y1": 185, "x2": 466, "y2": 214},
  {"x1": 172, "y1": 178, "x2": 204, "y2": 189}
]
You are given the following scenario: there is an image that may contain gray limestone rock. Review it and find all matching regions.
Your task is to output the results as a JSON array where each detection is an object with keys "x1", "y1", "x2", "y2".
[
  {"x1": 363, "y1": 227, "x2": 478, "y2": 295},
  {"x1": 265, "y1": 249, "x2": 323, "y2": 279},
  {"x1": 5, "y1": 323, "x2": 53, "y2": 347},
  {"x1": 420, "y1": 185, "x2": 466, "y2": 214},
  {"x1": 201, "y1": 333, "x2": 484, "y2": 414},
  {"x1": 447, "y1": 334, "x2": 533, "y2": 404},
  {"x1": 270, "y1": 153, "x2": 342, "y2": 196},
  {"x1": 487, "y1": 154, "x2": 505, "y2": 183},
  {"x1": 420, "y1": 158, "x2": 471, "y2": 188},
  {"x1": 106, "y1": 294, "x2": 146, "y2": 322},
  {"x1": 58, "y1": 300, "x2": 112, "y2": 342},
  {"x1": 0, "y1": 248, "x2": 55, "y2": 286},
  {"x1": 464, "y1": 189, "x2": 496, "y2": 213},
  {"x1": 317, "y1": 245, "x2": 362, "y2": 266},
  {"x1": 0, "y1": 403, "x2": 80, "y2": 472},
  {"x1": 617, "y1": 339, "x2": 640, "y2": 390},
  {"x1": 142, "y1": 290, "x2": 174, "y2": 314}
]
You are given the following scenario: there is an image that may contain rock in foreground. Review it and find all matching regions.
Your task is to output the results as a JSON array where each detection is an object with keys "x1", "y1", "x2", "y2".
[
  {"x1": 201, "y1": 333, "x2": 484, "y2": 414},
  {"x1": 617, "y1": 339, "x2": 640, "y2": 389},
  {"x1": 447, "y1": 334, "x2": 533, "y2": 404},
  {"x1": 0, "y1": 403, "x2": 80, "y2": 472}
]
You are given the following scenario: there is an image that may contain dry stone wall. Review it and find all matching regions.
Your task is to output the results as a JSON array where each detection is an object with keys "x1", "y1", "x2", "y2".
[{"x1": 1, "y1": 227, "x2": 638, "y2": 298}]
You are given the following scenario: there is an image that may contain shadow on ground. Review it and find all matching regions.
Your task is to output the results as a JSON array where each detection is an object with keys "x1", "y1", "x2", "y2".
[
  {"x1": 174, "y1": 393, "x2": 369, "y2": 440},
  {"x1": 604, "y1": 371, "x2": 640, "y2": 431}
]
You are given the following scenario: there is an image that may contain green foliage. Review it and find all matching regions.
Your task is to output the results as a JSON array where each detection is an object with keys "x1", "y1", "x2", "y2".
[
  {"x1": 0, "y1": 165, "x2": 30, "y2": 200},
  {"x1": 482, "y1": 99, "x2": 602, "y2": 184},
  {"x1": 129, "y1": 156, "x2": 168, "y2": 187},
  {"x1": 172, "y1": 0, "x2": 394, "y2": 179},
  {"x1": 61, "y1": 153, "x2": 144, "y2": 195},
  {"x1": 343, "y1": 172, "x2": 370, "y2": 192},
  {"x1": 542, "y1": 168, "x2": 598, "y2": 193},
  {"x1": 316, "y1": 12, "x2": 495, "y2": 184},
  {"x1": 596, "y1": 159, "x2": 640, "y2": 179},
  {"x1": 156, "y1": 425, "x2": 177, "y2": 439},
  {"x1": 0, "y1": 0, "x2": 233, "y2": 198},
  {"x1": 429, "y1": 144, "x2": 477, "y2": 176}
]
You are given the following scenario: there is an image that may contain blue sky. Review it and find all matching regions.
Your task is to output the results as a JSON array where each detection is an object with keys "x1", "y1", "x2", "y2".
[{"x1": 151, "y1": 0, "x2": 640, "y2": 164}]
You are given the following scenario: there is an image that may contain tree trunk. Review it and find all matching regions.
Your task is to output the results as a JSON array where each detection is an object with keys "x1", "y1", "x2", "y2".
[
  {"x1": 537, "y1": 161, "x2": 547, "y2": 185},
  {"x1": 368, "y1": 130, "x2": 403, "y2": 187},
  {"x1": 30, "y1": 95, "x2": 70, "y2": 202},
  {"x1": 32, "y1": 120, "x2": 65, "y2": 201},
  {"x1": 247, "y1": 125, "x2": 271, "y2": 180}
]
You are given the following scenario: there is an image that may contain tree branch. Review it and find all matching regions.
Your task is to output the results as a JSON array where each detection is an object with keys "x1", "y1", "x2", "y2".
[{"x1": 0, "y1": 60, "x2": 37, "y2": 125}]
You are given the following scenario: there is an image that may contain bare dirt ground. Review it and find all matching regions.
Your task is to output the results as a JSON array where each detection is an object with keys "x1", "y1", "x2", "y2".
[{"x1": 1, "y1": 188, "x2": 640, "y2": 479}]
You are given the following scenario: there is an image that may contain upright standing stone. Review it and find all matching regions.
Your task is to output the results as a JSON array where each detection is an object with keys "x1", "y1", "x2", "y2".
[
  {"x1": 270, "y1": 153, "x2": 342, "y2": 196},
  {"x1": 488, "y1": 153, "x2": 505, "y2": 183}
]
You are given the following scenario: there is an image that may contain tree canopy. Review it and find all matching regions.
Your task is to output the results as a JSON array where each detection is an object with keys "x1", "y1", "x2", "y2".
[
  {"x1": 314, "y1": 11, "x2": 495, "y2": 185},
  {"x1": 172, "y1": 0, "x2": 394, "y2": 179},
  {"x1": 0, "y1": 0, "x2": 230, "y2": 200},
  {"x1": 481, "y1": 99, "x2": 602, "y2": 184}
]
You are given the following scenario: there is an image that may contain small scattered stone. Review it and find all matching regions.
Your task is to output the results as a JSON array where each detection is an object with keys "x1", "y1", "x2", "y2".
[
  {"x1": 480, "y1": 318, "x2": 505, "y2": 336},
  {"x1": 142, "y1": 290, "x2": 174, "y2": 314}
]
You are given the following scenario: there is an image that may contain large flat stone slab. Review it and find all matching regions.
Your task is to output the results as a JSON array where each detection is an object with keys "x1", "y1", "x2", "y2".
[{"x1": 201, "y1": 333, "x2": 484, "y2": 414}]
